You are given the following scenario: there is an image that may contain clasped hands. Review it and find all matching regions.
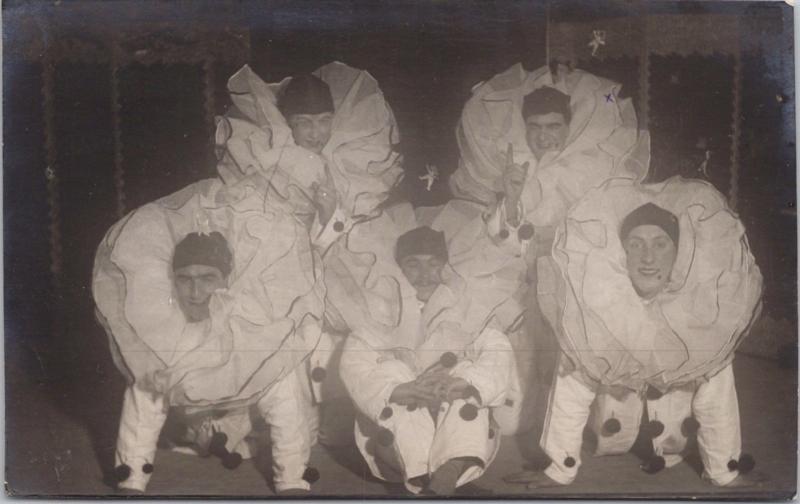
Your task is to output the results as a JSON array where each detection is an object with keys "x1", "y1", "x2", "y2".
[{"x1": 389, "y1": 368, "x2": 471, "y2": 409}]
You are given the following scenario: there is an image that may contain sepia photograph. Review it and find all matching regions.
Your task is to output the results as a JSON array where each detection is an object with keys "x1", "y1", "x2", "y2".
[{"x1": 3, "y1": 0, "x2": 797, "y2": 499}]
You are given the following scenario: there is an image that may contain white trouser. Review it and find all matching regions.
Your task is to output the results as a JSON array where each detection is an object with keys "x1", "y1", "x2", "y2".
[
  {"x1": 116, "y1": 386, "x2": 168, "y2": 492},
  {"x1": 256, "y1": 371, "x2": 313, "y2": 492},
  {"x1": 307, "y1": 331, "x2": 355, "y2": 446},
  {"x1": 115, "y1": 371, "x2": 312, "y2": 493},
  {"x1": 541, "y1": 364, "x2": 742, "y2": 486},
  {"x1": 355, "y1": 399, "x2": 501, "y2": 493}
]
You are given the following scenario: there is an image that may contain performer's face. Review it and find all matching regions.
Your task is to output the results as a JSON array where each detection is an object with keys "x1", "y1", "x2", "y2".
[
  {"x1": 524, "y1": 112, "x2": 569, "y2": 160},
  {"x1": 287, "y1": 112, "x2": 334, "y2": 154},
  {"x1": 173, "y1": 264, "x2": 227, "y2": 322},
  {"x1": 399, "y1": 254, "x2": 445, "y2": 302},
  {"x1": 623, "y1": 225, "x2": 677, "y2": 299}
]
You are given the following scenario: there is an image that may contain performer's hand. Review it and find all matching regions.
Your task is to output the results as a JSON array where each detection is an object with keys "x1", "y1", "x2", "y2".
[
  {"x1": 414, "y1": 368, "x2": 450, "y2": 389},
  {"x1": 390, "y1": 381, "x2": 436, "y2": 406},
  {"x1": 312, "y1": 165, "x2": 338, "y2": 226},
  {"x1": 501, "y1": 143, "x2": 529, "y2": 225},
  {"x1": 442, "y1": 377, "x2": 471, "y2": 402},
  {"x1": 503, "y1": 470, "x2": 563, "y2": 489}
]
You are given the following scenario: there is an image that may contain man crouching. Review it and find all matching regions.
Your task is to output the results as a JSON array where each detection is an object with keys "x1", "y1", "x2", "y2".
[{"x1": 339, "y1": 226, "x2": 514, "y2": 495}]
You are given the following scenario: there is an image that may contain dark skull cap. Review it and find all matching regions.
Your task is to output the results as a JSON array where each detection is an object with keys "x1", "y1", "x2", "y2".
[
  {"x1": 395, "y1": 226, "x2": 448, "y2": 265},
  {"x1": 620, "y1": 203, "x2": 680, "y2": 247},
  {"x1": 172, "y1": 231, "x2": 233, "y2": 277},
  {"x1": 278, "y1": 73, "x2": 335, "y2": 119}
]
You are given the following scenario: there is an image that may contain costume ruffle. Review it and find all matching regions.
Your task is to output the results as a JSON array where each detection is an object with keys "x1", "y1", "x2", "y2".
[
  {"x1": 93, "y1": 175, "x2": 325, "y2": 411},
  {"x1": 543, "y1": 176, "x2": 762, "y2": 391},
  {"x1": 215, "y1": 61, "x2": 403, "y2": 222},
  {"x1": 450, "y1": 63, "x2": 649, "y2": 227}
]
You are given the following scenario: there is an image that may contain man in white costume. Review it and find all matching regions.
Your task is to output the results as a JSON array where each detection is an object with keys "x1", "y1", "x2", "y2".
[
  {"x1": 92, "y1": 173, "x2": 325, "y2": 495},
  {"x1": 504, "y1": 177, "x2": 763, "y2": 489},
  {"x1": 339, "y1": 225, "x2": 514, "y2": 495},
  {"x1": 214, "y1": 62, "x2": 403, "y2": 447},
  {"x1": 448, "y1": 64, "x2": 650, "y2": 434}
]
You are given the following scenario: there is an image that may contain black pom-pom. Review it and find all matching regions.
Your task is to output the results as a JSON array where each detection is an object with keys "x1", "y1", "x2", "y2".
[
  {"x1": 222, "y1": 453, "x2": 242, "y2": 470},
  {"x1": 727, "y1": 459, "x2": 739, "y2": 471},
  {"x1": 518, "y1": 223, "x2": 535, "y2": 241},
  {"x1": 563, "y1": 456, "x2": 576, "y2": 468},
  {"x1": 333, "y1": 221, "x2": 345, "y2": 233},
  {"x1": 488, "y1": 429, "x2": 495, "y2": 440},
  {"x1": 311, "y1": 366, "x2": 327, "y2": 383},
  {"x1": 641, "y1": 455, "x2": 666, "y2": 474},
  {"x1": 498, "y1": 229, "x2": 510, "y2": 240},
  {"x1": 141, "y1": 463, "x2": 154, "y2": 474},
  {"x1": 602, "y1": 418, "x2": 621, "y2": 435},
  {"x1": 738, "y1": 454, "x2": 755, "y2": 473},
  {"x1": 377, "y1": 428, "x2": 394, "y2": 446},
  {"x1": 440, "y1": 352, "x2": 458, "y2": 369},
  {"x1": 460, "y1": 403, "x2": 479, "y2": 421},
  {"x1": 681, "y1": 417, "x2": 700, "y2": 437},
  {"x1": 209, "y1": 431, "x2": 229, "y2": 457},
  {"x1": 303, "y1": 467, "x2": 320, "y2": 484},
  {"x1": 380, "y1": 406, "x2": 393, "y2": 420},
  {"x1": 645, "y1": 420, "x2": 664, "y2": 438},
  {"x1": 407, "y1": 404, "x2": 417, "y2": 412},
  {"x1": 645, "y1": 386, "x2": 663, "y2": 400},
  {"x1": 114, "y1": 464, "x2": 131, "y2": 482}
]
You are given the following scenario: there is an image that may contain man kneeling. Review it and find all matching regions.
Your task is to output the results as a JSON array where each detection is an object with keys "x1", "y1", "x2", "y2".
[
  {"x1": 107, "y1": 230, "x2": 314, "y2": 495},
  {"x1": 339, "y1": 226, "x2": 514, "y2": 495},
  {"x1": 504, "y1": 178, "x2": 763, "y2": 489}
]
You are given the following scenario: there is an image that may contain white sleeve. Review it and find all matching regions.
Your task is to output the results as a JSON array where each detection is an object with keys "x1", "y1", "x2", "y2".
[
  {"x1": 310, "y1": 206, "x2": 352, "y2": 254},
  {"x1": 115, "y1": 385, "x2": 168, "y2": 492},
  {"x1": 482, "y1": 198, "x2": 532, "y2": 258},
  {"x1": 339, "y1": 336, "x2": 416, "y2": 422},
  {"x1": 450, "y1": 327, "x2": 513, "y2": 408}
]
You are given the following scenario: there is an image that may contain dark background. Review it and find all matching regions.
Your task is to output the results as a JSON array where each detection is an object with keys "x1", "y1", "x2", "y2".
[{"x1": 3, "y1": 0, "x2": 796, "y2": 494}]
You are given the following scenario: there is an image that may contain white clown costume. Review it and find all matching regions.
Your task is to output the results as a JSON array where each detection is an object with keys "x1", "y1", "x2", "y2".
[
  {"x1": 448, "y1": 63, "x2": 650, "y2": 433},
  {"x1": 214, "y1": 61, "x2": 403, "y2": 446},
  {"x1": 324, "y1": 204, "x2": 515, "y2": 493},
  {"x1": 537, "y1": 177, "x2": 762, "y2": 486},
  {"x1": 92, "y1": 173, "x2": 325, "y2": 493}
]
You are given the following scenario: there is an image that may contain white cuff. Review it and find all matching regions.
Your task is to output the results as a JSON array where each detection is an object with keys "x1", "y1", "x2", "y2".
[{"x1": 311, "y1": 207, "x2": 350, "y2": 253}]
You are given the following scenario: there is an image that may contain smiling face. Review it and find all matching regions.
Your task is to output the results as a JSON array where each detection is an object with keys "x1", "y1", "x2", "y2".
[
  {"x1": 623, "y1": 225, "x2": 678, "y2": 299},
  {"x1": 173, "y1": 264, "x2": 227, "y2": 322},
  {"x1": 524, "y1": 112, "x2": 569, "y2": 160},
  {"x1": 399, "y1": 254, "x2": 445, "y2": 302},
  {"x1": 287, "y1": 112, "x2": 334, "y2": 154}
]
